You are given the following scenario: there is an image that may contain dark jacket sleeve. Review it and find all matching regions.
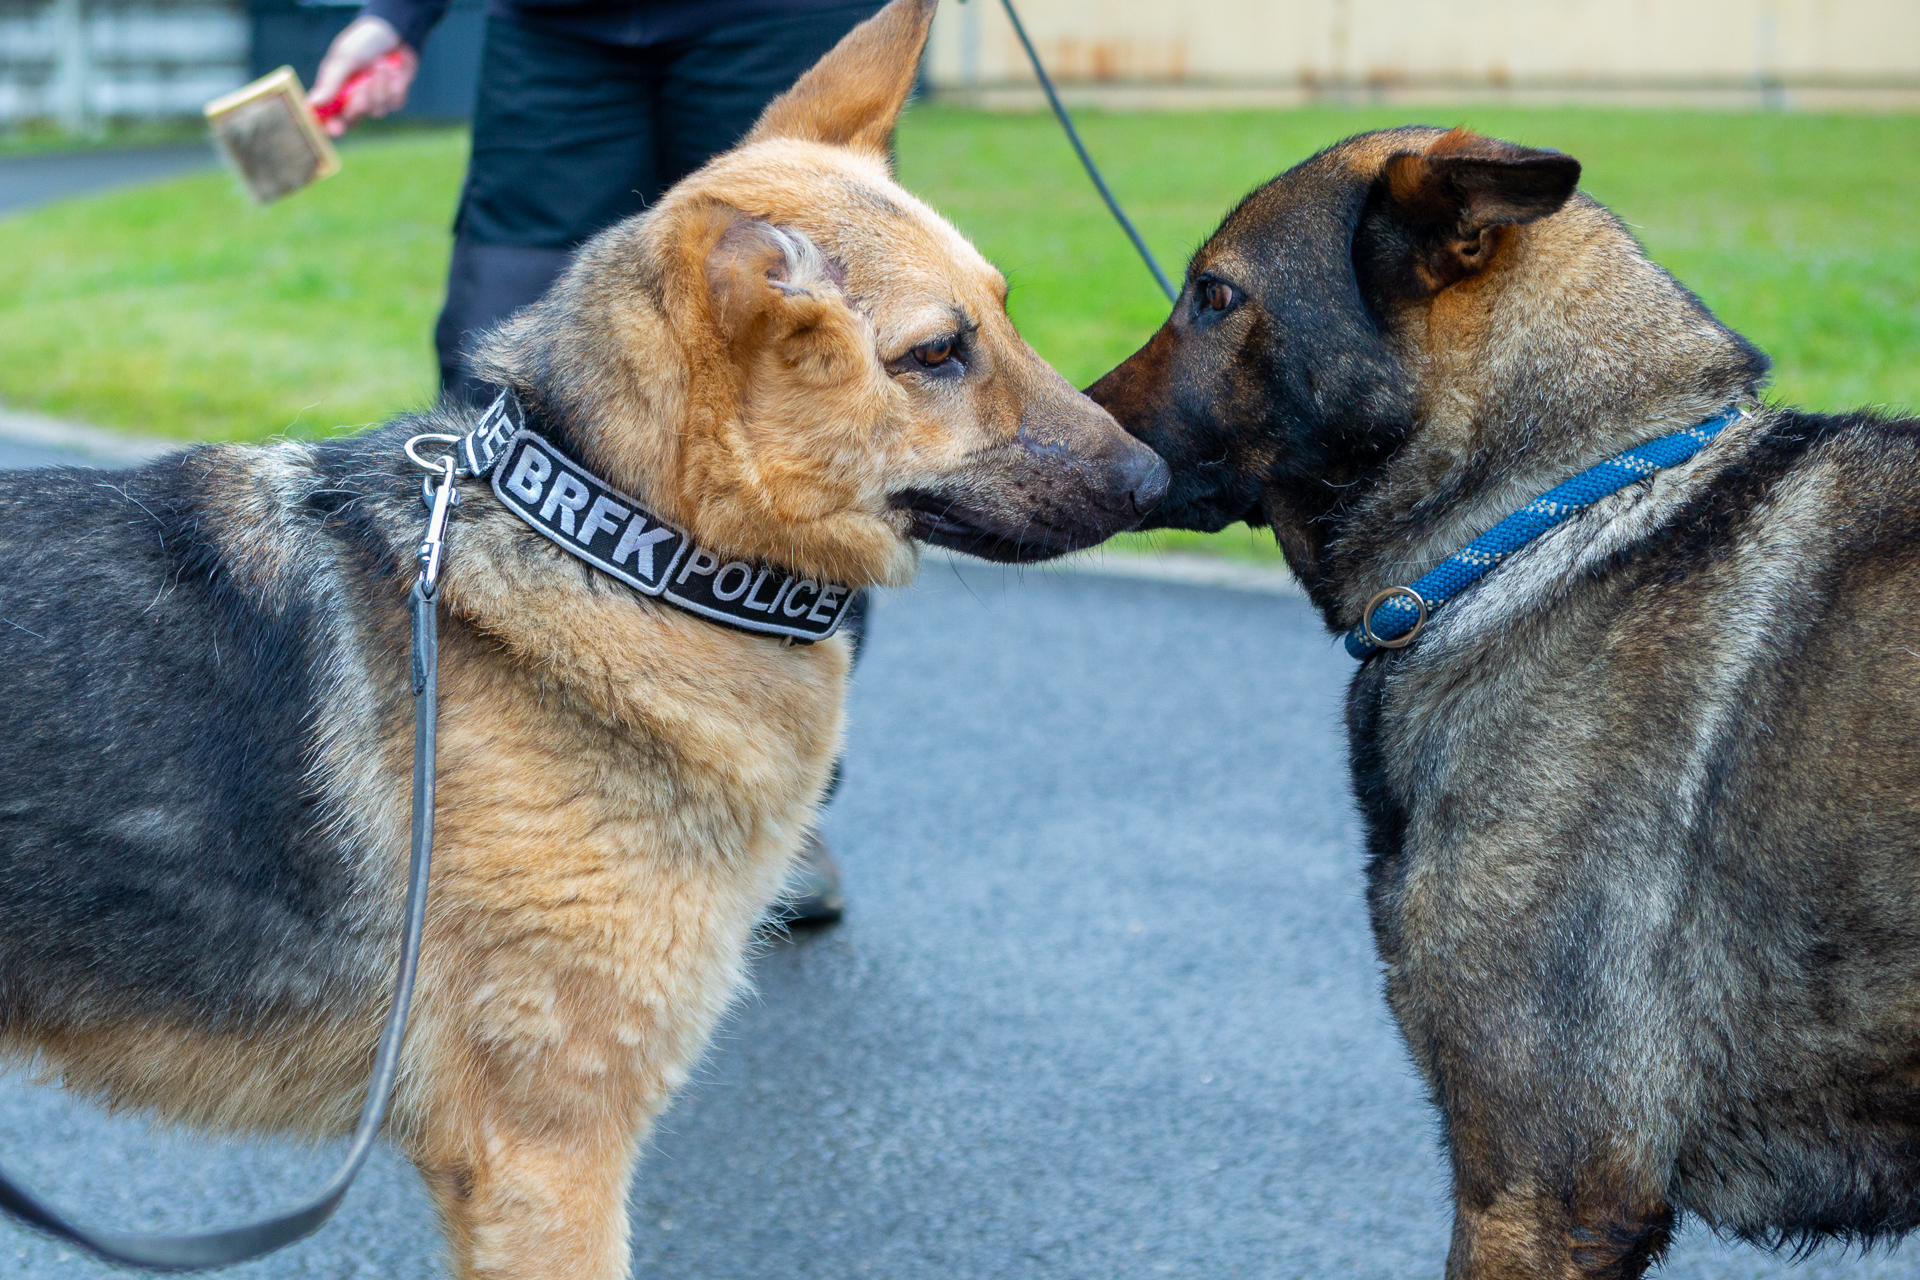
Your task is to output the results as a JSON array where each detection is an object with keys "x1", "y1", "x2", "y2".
[{"x1": 359, "y1": 0, "x2": 448, "y2": 55}]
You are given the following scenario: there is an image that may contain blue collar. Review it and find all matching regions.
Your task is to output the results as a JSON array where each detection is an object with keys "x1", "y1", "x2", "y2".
[{"x1": 1344, "y1": 409, "x2": 1742, "y2": 660}]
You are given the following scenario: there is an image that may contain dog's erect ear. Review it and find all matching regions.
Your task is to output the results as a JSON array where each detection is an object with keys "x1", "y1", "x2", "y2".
[
  {"x1": 742, "y1": 0, "x2": 935, "y2": 157},
  {"x1": 1372, "y1": 128, "x2": 1581, "y2": 296}
]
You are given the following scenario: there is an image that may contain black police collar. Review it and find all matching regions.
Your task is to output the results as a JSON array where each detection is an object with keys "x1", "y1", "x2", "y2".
[{"x1": 456, "y1": 387, "x2": 855, "y2": 643}]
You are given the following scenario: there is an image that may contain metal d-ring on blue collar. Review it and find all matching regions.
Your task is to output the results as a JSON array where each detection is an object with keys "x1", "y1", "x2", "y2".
[{"x1": 1344, "y1": 408, "x2": 1744, "y2": 660}]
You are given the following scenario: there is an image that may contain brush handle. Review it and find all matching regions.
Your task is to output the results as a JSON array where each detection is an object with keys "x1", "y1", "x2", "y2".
[{"x1": 312, "y1": 50, "x2": 408, "y2": 122}]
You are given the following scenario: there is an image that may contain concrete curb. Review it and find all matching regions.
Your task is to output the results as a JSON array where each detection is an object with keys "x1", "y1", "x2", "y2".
[
  {"x1": 934, "y1": 547, "x2": 1300, "y2": 596},
  {"x1": 0, "y1": 403, "x2": 183, "y2": 465}
]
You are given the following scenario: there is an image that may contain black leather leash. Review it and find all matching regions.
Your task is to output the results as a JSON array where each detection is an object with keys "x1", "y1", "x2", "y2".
[{"x1": 0, "y1": 448, "x2": 456, "y2": 1270}]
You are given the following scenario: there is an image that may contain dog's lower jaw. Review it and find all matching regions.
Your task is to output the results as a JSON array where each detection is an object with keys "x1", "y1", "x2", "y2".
[
  {"x1": 900, "y1": 501, "x2": 1067, "y2": 562},
  {"x1": 894, "y1": 492, "x2": 1138, "y2": 563}
]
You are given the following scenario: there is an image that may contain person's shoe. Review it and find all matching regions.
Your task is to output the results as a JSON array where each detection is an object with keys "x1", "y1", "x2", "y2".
[{"x1": 770, "y1": 831, "x2": 845, "y2": 929}]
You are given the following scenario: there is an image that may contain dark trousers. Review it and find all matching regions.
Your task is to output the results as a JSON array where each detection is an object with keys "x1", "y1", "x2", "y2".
[{"x1": 434, "y1": 1, "x2": 885, "y2": 400}]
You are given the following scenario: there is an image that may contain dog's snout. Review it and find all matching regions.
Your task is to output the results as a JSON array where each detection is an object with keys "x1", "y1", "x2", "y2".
[{"x1": 1125, "y1": 449, "x2": 1171, "y2": 516}]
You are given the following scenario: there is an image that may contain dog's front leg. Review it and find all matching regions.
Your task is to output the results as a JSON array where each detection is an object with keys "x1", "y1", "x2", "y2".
[
  {"x1": 406, "y1": 949, "x2": 696, "y2": 1280},
  {"x1": 1410, "y1": 1012, "x2": 1680, "y2": 1279},
  {"x1": 419, "y1": 1100, "x2": 643, "y2": 1280},
  {"x1": 1444, "y1": 1178, "x2": 1674, "y2": 1280},
  {"x1": 1383, "y1": 918, "x2": 1681, "y2": 1278}
]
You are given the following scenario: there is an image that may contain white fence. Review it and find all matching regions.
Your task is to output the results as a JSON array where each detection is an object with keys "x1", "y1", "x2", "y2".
[
  {"x1": 5, "y1": 0, "x2": 1917, "y2": 125},
  {"x1": 0, "y1": 0, "x2": 249, "y2": 127},
  {"x1": 928, "y1": 0, "x2": 1920, "y2": 109}
]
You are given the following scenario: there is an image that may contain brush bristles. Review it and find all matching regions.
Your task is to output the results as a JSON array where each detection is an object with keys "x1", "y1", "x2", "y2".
[{"x1": 204, "y1": 67, "x2": 341, "y2": 205}]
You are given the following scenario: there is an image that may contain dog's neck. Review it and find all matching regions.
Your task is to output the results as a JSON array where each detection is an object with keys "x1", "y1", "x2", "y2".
[
  {"x1": 468, "y1": 269, "x2": 687, "y2": 519},
  {"x1": 1308, "y1": 199, "x2": 1769, "y2": 630}
]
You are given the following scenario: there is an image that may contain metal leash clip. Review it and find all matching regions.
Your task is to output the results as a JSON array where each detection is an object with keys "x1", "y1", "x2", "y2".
[{"x1": 406, "y1": 434, "x2": 463, "y2": 595}]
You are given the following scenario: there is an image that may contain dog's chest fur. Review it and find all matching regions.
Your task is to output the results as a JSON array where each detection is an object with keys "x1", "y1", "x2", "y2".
[{"x1": 409, "y1": 491, "x2": 848, "y2": 1122}]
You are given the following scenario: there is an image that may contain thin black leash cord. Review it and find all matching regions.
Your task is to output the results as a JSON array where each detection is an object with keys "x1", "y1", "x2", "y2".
[
  {"x1": 0, "y1": 458, "x2": 451, "y2": 1270},
  {"x1": 992, "y1": 0, "x2": 1177, "y2": 302}
]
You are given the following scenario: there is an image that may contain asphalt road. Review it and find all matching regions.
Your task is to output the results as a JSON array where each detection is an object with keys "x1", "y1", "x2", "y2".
[
  {"x1": 0, "y1": 439, "x2": 95, "y2": 470},
  {"x1": 0, "y1": 442, "x2": 1910, "y2": 1277},
  {"x1": 0, "y1": 144, "x2": 216, "y2": 216}
]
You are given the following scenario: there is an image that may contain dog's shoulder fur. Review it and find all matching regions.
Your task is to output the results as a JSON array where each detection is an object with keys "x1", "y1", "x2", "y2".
[
  {"x1": 0, "y1": 442, "x2": 406, "y2": 1033},
  {"x1": 1091, "y1": 124, "x2": 1920, "y2": 1276},
  {"x1": 1354, "y1": 399, "x2": 1920, "y2": 1263}
]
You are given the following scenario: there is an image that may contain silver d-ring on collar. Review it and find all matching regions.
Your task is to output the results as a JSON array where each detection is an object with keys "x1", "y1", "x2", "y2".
[
  {"x1": 404, "y1": 432, "x2": 462, "y2": 474},
  {"x1": 1360, "y1": 585, "x2": 1429, "y2": 650}
]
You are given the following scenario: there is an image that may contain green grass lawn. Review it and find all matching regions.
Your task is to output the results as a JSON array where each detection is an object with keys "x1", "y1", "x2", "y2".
[
  {"x1": 0, "y1": 118, "x2": 208, "y2": 158},
  {"x1": 1, "y1": 107, "x2": 1915, "y2": 563}
]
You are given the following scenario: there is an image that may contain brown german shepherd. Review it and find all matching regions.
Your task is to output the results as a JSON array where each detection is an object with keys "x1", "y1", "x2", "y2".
[
  {"x1": 0, "y1": 2, "x2": 1165, "y2": 1276},
  {"x1": 1091, "y1": 126, "x2": 1920, "y2": 1278}
]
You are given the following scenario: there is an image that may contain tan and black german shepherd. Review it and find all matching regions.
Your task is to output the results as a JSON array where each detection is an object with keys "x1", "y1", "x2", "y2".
[
  {"x1": 0, "y1": 2, "x2": 1164, "y2": 1276},
  {"x1": 1091, "y1": 127, "x2": 1920, "y2": 1278}
]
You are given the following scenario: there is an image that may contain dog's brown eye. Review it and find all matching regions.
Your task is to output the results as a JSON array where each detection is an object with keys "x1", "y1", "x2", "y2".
[
  {"x1": 1204, "y1": 281, "x2": 1234, "y2": 312},
  {"x1": 914, "y1": 337, "x2": 955, "y2": 367}
]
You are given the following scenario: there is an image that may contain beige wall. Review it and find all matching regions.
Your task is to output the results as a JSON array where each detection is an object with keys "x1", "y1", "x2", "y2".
[{"x1": 927, "y1": 0, "x2": 1920, "y2": 108}]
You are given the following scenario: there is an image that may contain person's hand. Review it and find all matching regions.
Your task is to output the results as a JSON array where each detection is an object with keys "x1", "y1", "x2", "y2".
[{"x1": 309, "y1": 16, "x2": 419, "y2": 137}]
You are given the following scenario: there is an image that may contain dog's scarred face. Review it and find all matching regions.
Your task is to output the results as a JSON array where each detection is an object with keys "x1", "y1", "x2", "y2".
[
  {"x1": 473, "y1": 0, "x2": 1166, "y2": 587},
  {"x1": 677, "y1": 158, "x2": 1170, "y2": 573},
  {"x1": 695, "y1": 194, "x2": 1166, "y2": 567}
]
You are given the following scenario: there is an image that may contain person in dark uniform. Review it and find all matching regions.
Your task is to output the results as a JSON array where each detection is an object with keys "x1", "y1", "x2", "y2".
[{"x1": 311, "y1": 0, "x2": 883, "y2": 924}]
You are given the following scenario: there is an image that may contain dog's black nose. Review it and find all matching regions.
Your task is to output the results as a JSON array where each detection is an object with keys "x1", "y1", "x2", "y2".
[{"x1": 1125, "y1": 450, "x2": 1171, "y2": 516}]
